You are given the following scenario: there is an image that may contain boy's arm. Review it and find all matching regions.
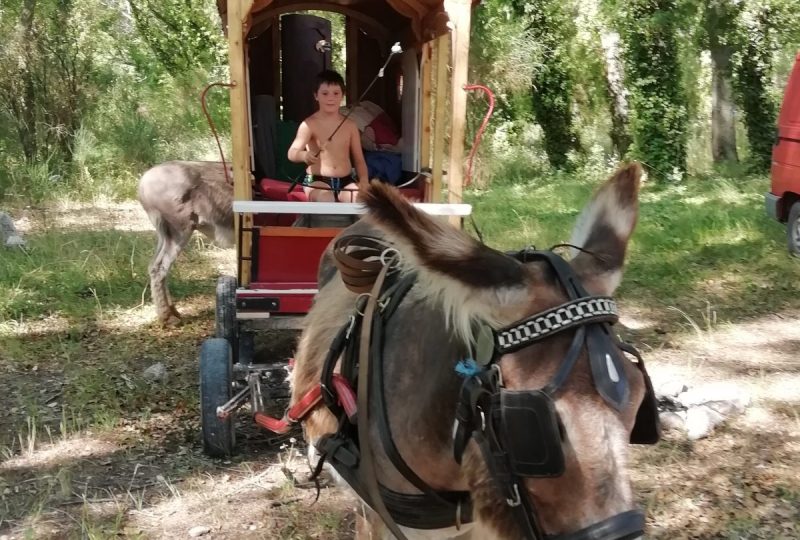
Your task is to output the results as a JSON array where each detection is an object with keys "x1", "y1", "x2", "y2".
[
  {"x1": 288, "y1": 121, "x2": 318, "y2": 165},
  {"x1": 349, "y1": 122, "x2": 369, "y2": 187}
]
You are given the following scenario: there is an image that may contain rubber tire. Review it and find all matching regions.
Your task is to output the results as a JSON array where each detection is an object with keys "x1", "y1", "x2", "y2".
[
  {"x1": 216, "y1": 275, "x2": 237, "y2": 347},
  {"x1": 788, "y1": 202, "x2": 800, "y2": 258},
  {"x1": 200, "y1": 338, "x2": 235, "y2": 457}
]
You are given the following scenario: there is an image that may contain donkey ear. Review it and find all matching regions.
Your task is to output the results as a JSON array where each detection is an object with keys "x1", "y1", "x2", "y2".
[
  {"x1": 568, "y1": 163, "x2": 642, "y2": 296},
  {"x1": 361, "y1": 180, "x2": 530, "y2": 340}
]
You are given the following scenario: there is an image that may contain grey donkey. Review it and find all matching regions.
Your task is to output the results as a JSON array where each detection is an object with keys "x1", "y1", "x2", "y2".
[{"x1": 138, "y1": 161, "x2": 234, "y2": 325}]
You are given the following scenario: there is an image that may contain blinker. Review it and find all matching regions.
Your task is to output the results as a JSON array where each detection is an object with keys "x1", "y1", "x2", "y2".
[
  {"x1": 472, "y1": 323, "x2": 495, "y2": 366},
  {"x1": 496, "y1": 390, "x2": 565, "y2": 478}
]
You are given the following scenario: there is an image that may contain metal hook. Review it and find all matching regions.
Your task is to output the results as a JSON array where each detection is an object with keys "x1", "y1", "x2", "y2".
[
  {"x1": 506, "y1": 483, "x2": 522, "y2": 507},
  {"x1": 491, "y1": 364, "x2": 504, "y2": 388},
  {"x1": 315, "y1": 39, "x2": 332, "y2": 53},
  {"x1": 345, "y1": 314, "x2": 357, "y2": 339}
]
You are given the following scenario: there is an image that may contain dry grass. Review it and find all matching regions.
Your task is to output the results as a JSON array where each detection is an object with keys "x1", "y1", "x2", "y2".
[
  {"x1": 1, "y1": 189, "x2": 799, "y2": 538},
  {"x1": 633, "y1": 309, "x2": 800, "y2": 539}
]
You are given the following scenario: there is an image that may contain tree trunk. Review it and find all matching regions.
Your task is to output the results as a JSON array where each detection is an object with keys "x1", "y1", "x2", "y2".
[
  {"x1": 19, "y1": 0, "x2": 38, "y2": 161},
  {"x1": 710, "y1": 45, "x2": 738, "y2": 163},
  {"x1": 601, "y1": 32, "x2": 631, "y2": 157}
]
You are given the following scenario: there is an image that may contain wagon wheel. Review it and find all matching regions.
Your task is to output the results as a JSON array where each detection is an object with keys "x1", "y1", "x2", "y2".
[
  {"x1": 215, "y1": 275, "x2": 237, "y2": 345},
  {"x1": 788, "y1": 202, "x2": 800, "y2": 258},
  {"x1": 200, "y1": 338, "x2": 235, "y2": 457}
]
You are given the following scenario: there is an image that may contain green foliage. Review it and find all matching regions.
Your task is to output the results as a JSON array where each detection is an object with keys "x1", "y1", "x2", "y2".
[
  {"x1": 127, "y1": 0, "x2": 225, "y2": 72},
  {"x1": 470, "y1": 1, "x2": 538, "y2": 99},
  {"x1": 530, "y1": 53, "x2": 580, "y2": 169},
  {"x1": 0, "y1": 0, "x2": 115, "y2": 167},
  {"x1": 696, "y1": 0, "x2": 742, "y2": 51},
  {"x1": 511, "y1": 0, "x2": 580, "y2": 169},
  {"x1": 468, "y1": 0, "x2": 537, "y2": 166},
  {"x1": 732, "y1": 3, "x2": 778, "y2": 172},
  {"x1": 617, "y1": 0, "x2": 689, "y2": 181},
  {"x1": 570, "y1": 8, "x2": 622, "y2": 156},
  {"x1": 0, "y1": 0, "x2": 231, "y2": 203},
  {"x1": 1, "y1": 0, "x2": 799, "y2": 199}
]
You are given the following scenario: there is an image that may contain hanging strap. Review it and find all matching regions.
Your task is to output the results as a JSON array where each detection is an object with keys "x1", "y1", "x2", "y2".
[{"x1": 358, "y1": 261, "x2": 409, "y2": 540}]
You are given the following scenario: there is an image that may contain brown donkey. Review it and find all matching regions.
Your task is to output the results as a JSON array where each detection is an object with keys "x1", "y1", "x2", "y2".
[
  {"x1": 290, "y1": 163, "x2": 656, "y2": 539},
  {"x1": 137, "y1": 161, "x2": 233, "y2": 325}
]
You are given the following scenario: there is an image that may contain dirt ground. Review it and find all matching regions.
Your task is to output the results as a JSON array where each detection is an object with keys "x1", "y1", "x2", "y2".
[{"x1": 0, "y1": 202, "x2": 798, "y2": 539}]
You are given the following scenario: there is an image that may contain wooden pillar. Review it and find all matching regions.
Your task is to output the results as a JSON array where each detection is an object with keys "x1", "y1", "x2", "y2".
[
  {"x1": 228, "y1": 0, "x2": 255, "y2": 286},
  {"x1": 431, "y1": 33, "x2": 449, "y2": 203},
  {"x1": 444, "y1": 0, "x2": 471, "y2": 212},
  {"x1": 419, "y1": 42, "x2": 433, "y2": 173}
]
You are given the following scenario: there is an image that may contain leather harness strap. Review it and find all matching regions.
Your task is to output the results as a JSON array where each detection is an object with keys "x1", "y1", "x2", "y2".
[
  {"x1": 292, "y1": 237, "x2": 472, "y2": 531},
  {"x1": 262, "y1": 238, "x2": 657, "y2": 539},
  {"x1": 333, "y1": 236, "x2": 395, "y2": 293},
  {"x1": 357, "y1": 261, "x2": 409, "y2": 540},
  {"x1": 369, "y1": 273, "x2": 476, "y2": 523}
]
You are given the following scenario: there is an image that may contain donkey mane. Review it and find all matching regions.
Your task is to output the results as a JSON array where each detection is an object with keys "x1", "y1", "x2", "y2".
[{"x1": 361, "y1": 180, "x2": 530, "y2": 344}]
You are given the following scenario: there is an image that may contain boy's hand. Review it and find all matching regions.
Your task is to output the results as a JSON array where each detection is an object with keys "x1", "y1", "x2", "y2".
[{"x1": 303, "y1": 150, "x2": 320, "y2": 165}]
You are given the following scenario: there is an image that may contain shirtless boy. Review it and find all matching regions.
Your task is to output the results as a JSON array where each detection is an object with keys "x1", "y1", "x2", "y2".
[{"x1": 287, "y1": 70, "x2": 368, "y2": 202}]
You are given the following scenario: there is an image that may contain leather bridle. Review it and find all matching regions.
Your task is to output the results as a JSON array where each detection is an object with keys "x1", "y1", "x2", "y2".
[
  {"x1": 451, "y1": 247, "x2": 656, "y2": 540},
  {"x1": 311, "y1": 238, "x2": 659, "y2": 540}
]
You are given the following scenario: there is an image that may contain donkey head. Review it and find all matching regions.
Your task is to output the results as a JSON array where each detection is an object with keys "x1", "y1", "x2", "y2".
[{"x1": 361, "y1": 163, "x2": 651, "y2": 539}]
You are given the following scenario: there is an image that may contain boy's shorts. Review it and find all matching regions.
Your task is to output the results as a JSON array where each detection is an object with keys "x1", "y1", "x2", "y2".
[{"x1": 305, "y1": 174, "x2": 357, "y2": 201}]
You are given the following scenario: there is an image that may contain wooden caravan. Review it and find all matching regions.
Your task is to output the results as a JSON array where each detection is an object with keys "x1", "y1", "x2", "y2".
[
  {"x1": 200, "y1": 0, "x2": 479, "y2": 457},
  {"x1": 218, "y1": 0, "x2": 478, "y2": 200}
]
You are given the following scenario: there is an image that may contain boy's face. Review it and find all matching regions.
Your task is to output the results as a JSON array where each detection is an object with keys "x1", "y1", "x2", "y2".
[{"x1": 314, "y1": 82, "x2": 344, "y2": 113}]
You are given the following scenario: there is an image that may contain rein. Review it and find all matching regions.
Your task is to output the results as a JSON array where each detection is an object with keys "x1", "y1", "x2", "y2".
[
  {"x1": 316, "y1": 235, "x2": 472, "y2": 535},
  {"x1": 356, "y1": 260, "x2": 408, "y2": 540}
]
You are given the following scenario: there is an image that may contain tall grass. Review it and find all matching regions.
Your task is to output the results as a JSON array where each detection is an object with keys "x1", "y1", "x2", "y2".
[
  {"x1": 470, "y1": 158, "x2": 799, "y2": 322},
  {"x1": 0, "y1": 223, "x2": 223, "y2": 439},
  {"x1": 0, "y1": 227, "x2": 223, "y2": 324},
  {"x1": 0, "y1": 230, "x2": 148, "y2": 322}
]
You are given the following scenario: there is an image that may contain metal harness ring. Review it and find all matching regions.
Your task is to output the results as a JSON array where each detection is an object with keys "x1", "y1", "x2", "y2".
[{"x1": 380, "y1": 247, "x2": 400, "y2": 266}]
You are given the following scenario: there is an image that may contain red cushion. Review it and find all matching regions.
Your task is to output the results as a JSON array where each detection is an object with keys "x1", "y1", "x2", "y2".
[
  {"x1": 399, "y1": 183, "x2": 424, "y2": 201},
  {"x1": 256, "y1": 178, "x2": 308, "y2": 226},
  {"x1": 368, "y1": 112, "x2": 399, "y2": 146},
  {"x1": 259, "y1": 178, "x2": 308, "y2": 202}
]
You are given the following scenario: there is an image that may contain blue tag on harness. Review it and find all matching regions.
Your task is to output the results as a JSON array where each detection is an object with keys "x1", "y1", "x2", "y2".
[{"x1": 455, "y1": 358, "x2": 482, "y2": 378}]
